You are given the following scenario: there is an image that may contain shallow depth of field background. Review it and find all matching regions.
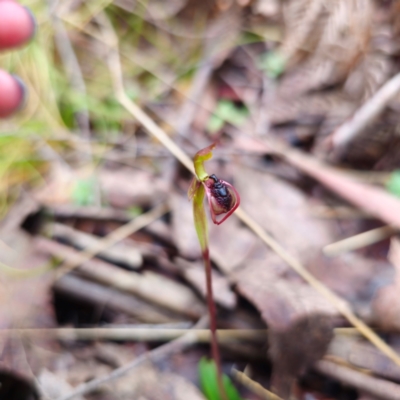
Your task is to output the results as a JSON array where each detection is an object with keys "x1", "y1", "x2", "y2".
[{"x1": 2, "y1": 1, "x2": 400, "y2": 399}]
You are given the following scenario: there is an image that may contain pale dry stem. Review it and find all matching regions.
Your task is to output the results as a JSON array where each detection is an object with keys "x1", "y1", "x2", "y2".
[
  {"x1": 232, "y1": 369, "x2": 284, "y2": 400},
  {"x1": 2, "y1": 327, "x2": 267, "y2": 342},
  {"x1": 323, "y1": 225, "x2": 397, "y2": 257}
]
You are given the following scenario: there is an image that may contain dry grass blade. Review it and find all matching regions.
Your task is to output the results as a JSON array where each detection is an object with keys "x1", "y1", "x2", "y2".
[
  {"x1": 55, "y1": 203, "x2": 168, "y2": 278},
  {"x1": 232, "y1": 369, "x2": 283, "y2": 400},
  {"x1": 98, "y1": 12, "x2": 400, "y2": 367},
  {"x1": 323, "y1": 225, "x2": 397, "y2": 257},
  {"x1": 2, "y1": 327, "x2": 267, "y2": 343},
  {"x1": 49, "y1": 0, "x2": 91, "y2": 144}
]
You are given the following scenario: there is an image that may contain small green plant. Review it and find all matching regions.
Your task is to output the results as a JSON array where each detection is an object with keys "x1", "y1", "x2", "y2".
[
  {"x1": 188, "y1": 143, "x2": 240, "y2": 400},
  {"x1": 199, "y1": 358, "x2": 243, "y2": 400},
  {"x1": 207, "y1": 100, "x2": 249, "y2": 133},
  {"x1": 386, "y1": 170, "x2": 400, "y2": 198},
  {"x1": 258, "y1": 50, "x2": 286, "y2": 79},
  {"x1": 71, "y1": 176, "x2": 98, "y2": 206}
]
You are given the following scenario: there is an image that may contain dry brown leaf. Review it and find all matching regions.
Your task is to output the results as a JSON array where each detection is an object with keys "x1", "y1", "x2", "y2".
[
  {"x1": 36, "y1": 164, "x2": 167, "y2": 209},
  {"x1": 100, "y1": 168, "x2": 168, "y2": 209},
  {"x1": 269, "y1": 314, "x2": 334, "y2": 397},
  {"x1": 281, "y1": 0, "x2": 373, "y2": 73},
  {"x1": 306, "y1": 252, "x2": 392, "y2": 307},
  {"x1": 371, "y1": 237, "x2": 400, "y2": 332},
  {"x1": 268, "y1": 91, "x2": 354, "y2": 127},
  {"x1": 209, "y1": 216, "x2": 257, "y2": 275},
  {"x1": 234, "y1": 165, "x2": 334, "y2": 260},
  {"x1": 232, "y1": 255, "x2": 335, "y2": 398},
  {"x1": 233, "y1": 256, "x2": 340, "y2": 329}
]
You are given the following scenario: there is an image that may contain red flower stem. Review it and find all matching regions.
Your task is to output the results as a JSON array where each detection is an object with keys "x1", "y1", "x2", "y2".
[{"x1": 203, "y1": 248, "x2": 228, "y2": 400}]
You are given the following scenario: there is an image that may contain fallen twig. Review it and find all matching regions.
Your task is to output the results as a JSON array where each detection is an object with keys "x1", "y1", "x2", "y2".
[
  {"x1": 45, "y1": 205, "x2": 132, "y2": 222},
  {"x1": 3, "y1": 327, "x2": 267, "y2": 343},
  {"x1": 53, "y1": 273, "x2": 183, "y2": 323},
  {"x1": 54, "y1": 202, "x2": 168, "y2": 278},
  {"x1": 38, "y1": 237, "x2": 205, "y2": 319},
  {"x1": 49, "y1": 222, "x2": 142, "y2": 269}
]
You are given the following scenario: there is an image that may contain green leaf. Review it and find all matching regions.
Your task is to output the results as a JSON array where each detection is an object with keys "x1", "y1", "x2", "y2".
[
  {"x1": 386, "y1": 170, "x2": 400, "y2": 198},
  {"x1": 71, "y1": 177, "x2": 98, "y2": 206},
  {"x1": 127, "y1": 205, "x2": 143, "y2": 218},
  {"x1": 258, "y1": 51, "x2": 286, "y2": 78},
  {"x1": 207, "y1": 114, "x2": 226, "y2": 133},
  {"x1": 198, "y1": 358, "x2": 243, "y2": 400},
  {"x1": 193, "y1": 184, "x2": 208, "y2": 252},
  {"x1": 207, "y1": 101, "x2": 249, "y2": 133}
]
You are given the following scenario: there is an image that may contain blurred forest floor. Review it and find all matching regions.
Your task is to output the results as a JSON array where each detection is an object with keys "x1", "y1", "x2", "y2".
[{"x1": 3, "y1": 0, "x2": 400, "y2": 399}]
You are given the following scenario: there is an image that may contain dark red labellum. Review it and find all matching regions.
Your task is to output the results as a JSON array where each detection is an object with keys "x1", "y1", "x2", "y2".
[{"x1": 204, "y1": 174, "x2": 240, "y2": 225}]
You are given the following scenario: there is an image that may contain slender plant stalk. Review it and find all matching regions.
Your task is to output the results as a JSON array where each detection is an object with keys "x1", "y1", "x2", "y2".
[
  {"x1": 190, "y1": 143, "x2": 240, "y2": 400},
  {"x1": 204, "y1": 247, "x2": 227, "y2": 400},
  {"x1": 192, "y1": 181, "x2": 226, "y2": 400}
]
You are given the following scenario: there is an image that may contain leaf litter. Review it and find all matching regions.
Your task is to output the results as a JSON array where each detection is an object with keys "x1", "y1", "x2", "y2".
[{"x1": 3, "y1": 0, "x2": 400, "y2": 399}]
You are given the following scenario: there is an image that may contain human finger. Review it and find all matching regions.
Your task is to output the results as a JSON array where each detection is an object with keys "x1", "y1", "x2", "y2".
[
  {"x1": 0, "y1": 1, "x2": 36, "y2": 50},
  {"x1": 0, "y1": 70, "x2": 26, "y2": 117}
]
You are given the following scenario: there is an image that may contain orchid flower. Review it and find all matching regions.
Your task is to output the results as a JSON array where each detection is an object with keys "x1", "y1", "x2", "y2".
[{"x1": 189, "y1": 143, "x2": 240, "y2": 232}]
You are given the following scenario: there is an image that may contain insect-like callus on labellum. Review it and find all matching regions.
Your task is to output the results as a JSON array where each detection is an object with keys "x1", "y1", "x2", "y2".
[
  {"x1": 204, "y1": 174, "x2": 239, "y2": 225},
  {"x1": 188, "y1": 143, "x2": 240, "y2": 226}
]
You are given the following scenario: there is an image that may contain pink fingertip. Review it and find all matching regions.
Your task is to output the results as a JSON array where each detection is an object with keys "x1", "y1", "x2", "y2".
[
  {"x1": 0, "y1": 70, "x2": 26, "y2": 117},
  {"x1": 0, "y1": 2, "x2": 36, "y2": 49}
]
